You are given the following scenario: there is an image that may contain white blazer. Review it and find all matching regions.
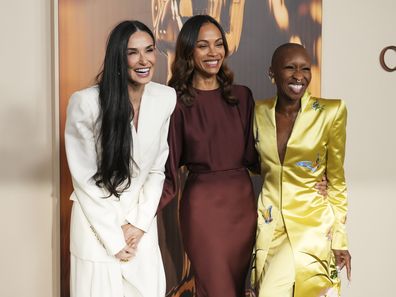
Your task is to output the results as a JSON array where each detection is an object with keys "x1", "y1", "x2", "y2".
[{"x1": 65, "y1": 81, "x2": 176, "y2": 262}]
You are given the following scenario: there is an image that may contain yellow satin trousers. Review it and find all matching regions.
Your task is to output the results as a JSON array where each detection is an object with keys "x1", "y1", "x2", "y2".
[{"x1": 257, "y1": 218, "x2": 295, "y2": 297}]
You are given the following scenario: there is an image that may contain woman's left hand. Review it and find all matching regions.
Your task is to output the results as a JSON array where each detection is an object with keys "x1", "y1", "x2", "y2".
[
  {"x1": 333, "y1": 249, "x2": 352, "y2": 281},
  {"x1": 122, "y1": 223, "x2": 145, "y2": 249}
]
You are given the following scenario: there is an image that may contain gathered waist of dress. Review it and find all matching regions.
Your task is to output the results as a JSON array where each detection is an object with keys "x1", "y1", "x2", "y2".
[{"x1": 188, "y1": 167, "x2": 247, "y2": 175}]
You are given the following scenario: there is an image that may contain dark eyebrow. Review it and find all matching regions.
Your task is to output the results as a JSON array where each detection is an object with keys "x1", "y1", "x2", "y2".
[
  {"x1": 127, "y1": 44, "x2": 155, "y2": 51},
  {"x1": 196, "y1": 38, "x2": 223, "y2": 43}
]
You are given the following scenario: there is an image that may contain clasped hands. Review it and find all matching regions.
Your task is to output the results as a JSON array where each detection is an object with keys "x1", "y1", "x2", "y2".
[{"x1": 115, "y1": 223, "x2": 144, "y2": 262}]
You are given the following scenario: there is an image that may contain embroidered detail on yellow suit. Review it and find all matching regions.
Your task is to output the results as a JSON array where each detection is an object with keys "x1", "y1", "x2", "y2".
[
  {"x1": 312, "y1": 99, "x2": 325, "y2": 111},
  {"x1": 302, "y1": 252, "x2": 340, "y2": 297},
  {"x1": 296, "y1": 153, "x2": 322, "y2": 172},
  {"x1": 262, "y1": 205, "x2": 273, "y2": 224}
]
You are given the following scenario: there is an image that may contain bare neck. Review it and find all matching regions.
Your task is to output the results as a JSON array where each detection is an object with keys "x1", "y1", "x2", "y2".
[
  {"x1": 192, "y1": 74, "x2": 219, "y2": 90},
  {"x1": 128, "y1": 83, "x2": 145, "y2": 105},
  {"x1": 276, "y1": 95, "x2": 301, "y2": 117}
]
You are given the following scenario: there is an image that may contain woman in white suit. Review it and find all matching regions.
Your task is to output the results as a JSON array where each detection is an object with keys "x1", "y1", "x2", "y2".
[{"x1": 65, "y1": 20, "x2": 176, "y2": 297}]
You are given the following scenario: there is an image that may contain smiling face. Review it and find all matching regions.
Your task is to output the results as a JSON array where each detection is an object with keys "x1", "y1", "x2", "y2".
[
  {"x1": 192, "y1": 22, "x2": 225, "y2": 79},
  {"x1": 270, "y1": 46, "x2": 312, "y2": 101},
  {"x1": 127, "y1": 31, "x2": 156, "y2": 86}
]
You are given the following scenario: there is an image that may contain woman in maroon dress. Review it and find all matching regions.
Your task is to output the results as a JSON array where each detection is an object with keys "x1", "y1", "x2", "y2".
[{"x1": 158, "y1": 15, "x2": 258, "y2": 297}]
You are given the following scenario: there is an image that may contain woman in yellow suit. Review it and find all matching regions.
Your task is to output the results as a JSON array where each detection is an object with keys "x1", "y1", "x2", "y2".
[{"x1": 252, "y1": 43, "x2": 351, "y2": 297}]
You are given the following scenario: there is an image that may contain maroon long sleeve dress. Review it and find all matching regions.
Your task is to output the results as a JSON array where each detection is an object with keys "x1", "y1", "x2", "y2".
[{"x1": 159, "y1": 85, "x2": 258, "y2": 297}]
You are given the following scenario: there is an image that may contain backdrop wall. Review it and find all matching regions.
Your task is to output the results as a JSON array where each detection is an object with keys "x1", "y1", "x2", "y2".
[
  {"x1": 0, "y1": 1, "x2": 58, "y2": 297},
  {"x1": 321, "y1": 1, "x2": 396, "y2": 296}
]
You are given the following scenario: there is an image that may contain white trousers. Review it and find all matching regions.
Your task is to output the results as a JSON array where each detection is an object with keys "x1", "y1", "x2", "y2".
[{"x1": 70, "y1": 254, "x2": 166, "y2": 297}]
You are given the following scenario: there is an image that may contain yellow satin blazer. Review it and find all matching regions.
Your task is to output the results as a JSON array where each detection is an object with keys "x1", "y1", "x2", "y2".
[{"x1": 253, "y1": 92, "x2": 348, "y2": 296}]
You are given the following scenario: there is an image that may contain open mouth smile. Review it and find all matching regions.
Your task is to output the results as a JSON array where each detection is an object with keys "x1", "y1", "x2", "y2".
[
  {"x1": 288, "y1": 83, "x2": 304, "y2": 94},
  {"x1": 204, "y1": 60, "x2": 220, "y2": 68},
  {"x1": 134, "y1": 67, "x2": 150, "y2": 77}
]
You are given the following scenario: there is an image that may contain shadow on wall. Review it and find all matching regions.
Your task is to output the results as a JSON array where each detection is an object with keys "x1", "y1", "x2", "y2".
[{"x1": 0, "y1": 102, "x2": 52, "y2": 184}]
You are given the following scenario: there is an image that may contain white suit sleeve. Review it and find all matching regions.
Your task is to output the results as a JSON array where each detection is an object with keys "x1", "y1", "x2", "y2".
[
  {"x1": 125, "y1": 94, "x2": 175, "y2": 232},
  {"x1": 65, "y1": 91, "x2": 126, "y2": 256}
]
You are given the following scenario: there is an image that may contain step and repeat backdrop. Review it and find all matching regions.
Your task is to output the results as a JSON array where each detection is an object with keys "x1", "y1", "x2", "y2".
[{"x1": 59, "y1": 1, "x2": 322, "y2": 296}]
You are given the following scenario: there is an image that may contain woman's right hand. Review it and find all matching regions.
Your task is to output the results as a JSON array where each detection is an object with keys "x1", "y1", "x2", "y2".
[
  {"x1": 333, "y1": 249, "x2": 352, "y2": 281},
  {"x1": 114, "y1": 244, "x2": 136, "y2": 262}
]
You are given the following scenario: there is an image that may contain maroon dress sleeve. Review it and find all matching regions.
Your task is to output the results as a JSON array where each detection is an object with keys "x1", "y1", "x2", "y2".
[
  {"x1": 158, "y1": 102, "x2": 184, "y2": 211},
  {"x1": 242, "y1": 87, "x2": 260, "y2": 174}
]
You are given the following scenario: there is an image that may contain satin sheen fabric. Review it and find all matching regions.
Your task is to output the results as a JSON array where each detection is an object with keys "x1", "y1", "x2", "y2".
[
  {"x1": 257, "y1": 218, "x2": 295, "y2": 297},
  {"x1": 253, "y1": 92, "x2": 348, "y2": 297},
  {"x1": 159, "y1": 85, "x2": 258, "y2": 297}
]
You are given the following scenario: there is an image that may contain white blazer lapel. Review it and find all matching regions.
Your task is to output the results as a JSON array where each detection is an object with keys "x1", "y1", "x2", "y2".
[
  {"x1": 131, "y1": 127, "x2": 141, "y2": 169},
  {"x1": 131, "y1": 82, "x2": 155, "y2": 168}
]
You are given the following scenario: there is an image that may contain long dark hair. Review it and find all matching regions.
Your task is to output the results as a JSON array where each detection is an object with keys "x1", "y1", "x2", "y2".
[
  {"x1": 93, "y1": 20, "x2": 155, "y2": 198},
  {"x1": 168, "y1": 15, "x2": 237, "y2": 106}
]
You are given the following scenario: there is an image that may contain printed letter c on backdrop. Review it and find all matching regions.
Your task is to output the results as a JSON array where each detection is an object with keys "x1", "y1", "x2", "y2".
[{"x1": 380, "y1": 46, "x2": 396, "y2": 72}]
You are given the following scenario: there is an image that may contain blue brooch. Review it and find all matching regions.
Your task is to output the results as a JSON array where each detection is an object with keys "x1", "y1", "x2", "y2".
[
  {"x1": 296, "y1": 154, "x2": 321, "y2": 172},
  {"x1": 312, "y1": 100, "x2": 325, "y2": 112}
]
